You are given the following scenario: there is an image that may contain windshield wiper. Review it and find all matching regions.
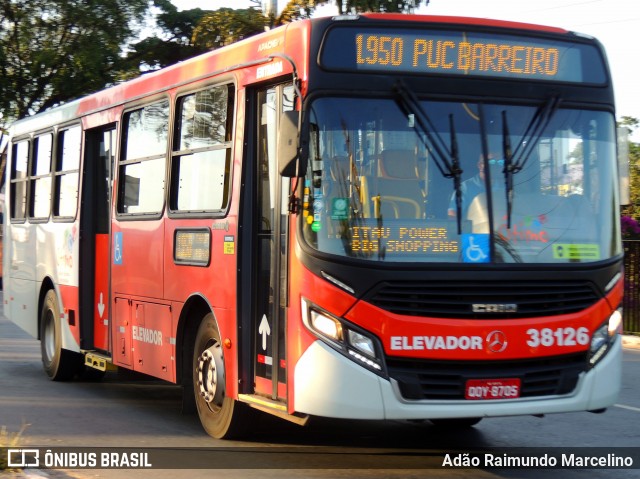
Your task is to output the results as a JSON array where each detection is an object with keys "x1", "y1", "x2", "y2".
[
  {"x1": 502, "y1": 110, "x2": 515, "y2": 229},
  {"x1": 449, "y1": 114, "x2": 463, "y2": 234},
  {"x1": 511, "y1": 96, "x2": 561, "y2": 173},
  {"x1": 393, "y1": 80, "x2": 464, "y2": 232},
  {"x1": 501, "y1": 96, "x2": 560, "y2": 229}
]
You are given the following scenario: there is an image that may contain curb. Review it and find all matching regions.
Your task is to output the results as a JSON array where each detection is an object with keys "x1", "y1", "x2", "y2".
[{"x1": 622, "y1": 334, "x2": 640, "y2": 350}]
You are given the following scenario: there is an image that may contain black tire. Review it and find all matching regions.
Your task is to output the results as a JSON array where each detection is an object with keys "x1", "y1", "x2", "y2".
[
  {"x1": 430, "y1": 417, "x2": 483, "y2": 428},
  {"x1": 40, "y1": 290, "x2": 81, "y2": 381},
  {"x1": 192, "y1": 312, "x2": 254, "y2": 439}
]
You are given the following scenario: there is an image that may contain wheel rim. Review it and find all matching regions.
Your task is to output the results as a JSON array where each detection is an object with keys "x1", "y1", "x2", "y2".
[
  {"x1": 196, "y1": 340, "x2": 225, "y2": 412},
  {"x1": 43, "y1": 310, "x2": 56, "y2": 363}
]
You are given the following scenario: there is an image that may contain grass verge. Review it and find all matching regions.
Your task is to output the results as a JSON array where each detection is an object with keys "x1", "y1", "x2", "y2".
[{"x1": 0, "y1": 423, "x2": 29, "y2": 471}]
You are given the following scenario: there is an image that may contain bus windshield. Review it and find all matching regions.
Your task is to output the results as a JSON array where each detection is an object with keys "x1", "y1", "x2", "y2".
[{"x1": 301, "y1": 96, "x2": 621, "y2": 264}]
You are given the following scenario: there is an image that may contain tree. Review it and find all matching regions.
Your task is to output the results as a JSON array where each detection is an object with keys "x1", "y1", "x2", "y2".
[
  {"x1": 269, "y1": 0, "x2": 429, "y2": 23},
  {"x1": 620, "y1": 117, "x2": 640, "y2": 223},
  {"x1": 278, "y1": 0, "x2": 315, "y2": 24},
  {"x1": 121, "y1": 0, "x2": 210, "y2": 77},
  {"x1": 0, "y1": 0, "x2": 149, "y2": 123},
  {"x1": 192, "y1": 7, "x2": 268, "y2": 50},
  {"x1": 190, "y1": 0, "x2": 429, "y2": 51},
  {"x1": 293, "y1": 0, "x2": 427, "y2": 15}
]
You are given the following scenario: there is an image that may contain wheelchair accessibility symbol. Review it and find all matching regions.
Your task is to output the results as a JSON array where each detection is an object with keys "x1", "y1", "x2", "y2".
[
  {"x1": 114, "y1": 232, "x2": 123, "y2": 265},
  {"x1": 462, "y1": 234, "x2": 490, "y2": 263}
]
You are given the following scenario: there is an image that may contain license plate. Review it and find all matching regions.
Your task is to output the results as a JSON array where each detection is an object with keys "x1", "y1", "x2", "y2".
[{"x1": 465, "y1": 378, "x2": 521, "y2": 400}]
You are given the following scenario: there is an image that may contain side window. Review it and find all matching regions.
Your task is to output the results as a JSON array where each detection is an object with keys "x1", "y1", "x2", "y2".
[
  {"x1": 54, "y1": 125, "x2": 81, "y2": 219},
  {"x1": 30, "y1": 133, "x2": 53, "y2": 219},
  {"x1": 118, "y1": 99, "x2": 169, "y2": 215},
  {"x1": 170, "y1": 84, "x2": 234, "y2": 213},
  {"x1": 10, "y1": 140, "x2": 30, "y2": 221}
]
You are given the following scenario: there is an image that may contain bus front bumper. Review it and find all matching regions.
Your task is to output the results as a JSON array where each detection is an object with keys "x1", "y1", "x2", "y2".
[{"x1": 293, "y1": 338, "x2": 622, "y2": 420}]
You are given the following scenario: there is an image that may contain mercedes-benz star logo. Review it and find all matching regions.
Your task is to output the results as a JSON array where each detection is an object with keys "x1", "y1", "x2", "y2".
[{"x1": 486, "y1": 330, "x2": 508, "y2": 353}]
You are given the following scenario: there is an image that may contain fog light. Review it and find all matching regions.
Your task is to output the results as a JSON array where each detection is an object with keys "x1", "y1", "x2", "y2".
[
  {"x1": 590, "y1": 323, "x2": 608, "y2": 364},
  {"x1": 348, "y1": 330, "x2": 375, "y2": 358}
]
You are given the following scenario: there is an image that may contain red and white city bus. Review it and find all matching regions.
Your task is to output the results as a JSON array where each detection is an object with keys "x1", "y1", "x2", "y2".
[{"x1": 3, "y1": 13, "x2": 624, "y2": 439}]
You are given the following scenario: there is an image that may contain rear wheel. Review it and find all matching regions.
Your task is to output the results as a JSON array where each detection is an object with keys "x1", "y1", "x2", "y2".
[
  {"x1": 40, "y1": 290, "x2": 81, "y2": 380},
  {"x1": 192, "y1": 312, "x2": 253, "y2": 439}
]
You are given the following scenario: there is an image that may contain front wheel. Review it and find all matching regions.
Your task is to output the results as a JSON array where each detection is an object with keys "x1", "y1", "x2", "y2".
[
  {"x1": 192, "y1": 313, "x2": 254, "y2": 439},
  {"x1": 40, "y1": 290, "x2": 81, "y2": 380}
]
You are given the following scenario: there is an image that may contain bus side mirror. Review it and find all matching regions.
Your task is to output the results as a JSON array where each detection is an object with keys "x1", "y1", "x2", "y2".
[{"x1": 278, "y1": 110, "x2": 307, "y2": 177}]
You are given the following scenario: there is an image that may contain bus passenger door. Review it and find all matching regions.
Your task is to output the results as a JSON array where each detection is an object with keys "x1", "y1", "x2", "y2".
[
  {"x1": 80, "y1": 126, "x2": 115, "y2": 352},
  {"x1": 253, "y1": 84, "x2": 295, "y2": 402}
]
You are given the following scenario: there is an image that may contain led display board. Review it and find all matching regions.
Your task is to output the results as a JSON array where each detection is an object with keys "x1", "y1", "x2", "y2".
[{"x1": 320, "y1": 27, "x2": 606, "y2": 84}]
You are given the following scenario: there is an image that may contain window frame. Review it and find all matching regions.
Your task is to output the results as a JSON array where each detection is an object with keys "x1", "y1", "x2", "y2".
[
  {"x1": 29, "y1": 131, "x2": 54, "y2": 222},
  {"x1": 9, "y1": 138, "x2": 31, "y2": 223},
  {"x1": 168, "y1": 82, "x2": 236, "y2": 219},
  {"x1": 53, "y1": 124, "x2": 82, "y2": 222},
  {"x1": 116, "y1": 97, "x2": 171, "y2": 219}
]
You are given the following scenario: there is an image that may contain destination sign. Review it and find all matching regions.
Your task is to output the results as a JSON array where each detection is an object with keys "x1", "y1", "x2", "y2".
[
  {"x1": 348, "y1": 222, "x2": 459, "y2": 258},
  {"x1": 320, "y1": 27, "x2": 606, "y2": 84}
]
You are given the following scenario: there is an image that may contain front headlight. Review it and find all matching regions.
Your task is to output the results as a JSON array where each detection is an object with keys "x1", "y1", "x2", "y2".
[
  {"x1": 309, "y1": 309, "x2": 343, "y2": 342},
  {"x1": 302, "y1": 298, "x2": 386, "y2": 375},
  {"x1": 589, "y1": 308, "x2": 622, "y2": 366}
]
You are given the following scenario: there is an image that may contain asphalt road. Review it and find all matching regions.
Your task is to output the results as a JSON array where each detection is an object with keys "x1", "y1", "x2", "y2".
[{"x1": 1, "y1": 295, "x2": 639, "y2": 479}]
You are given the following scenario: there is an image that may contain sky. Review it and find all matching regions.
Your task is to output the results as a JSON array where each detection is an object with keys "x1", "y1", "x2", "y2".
[{"x1": 170, "y1": 0, "x2": 639, "y2": 137}]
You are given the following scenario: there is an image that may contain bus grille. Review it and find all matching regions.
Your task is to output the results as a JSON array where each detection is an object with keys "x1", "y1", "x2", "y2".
[
  {"x1": 386, "y1": 353, "x2": 587, "y2": 400},
  {"x1": 365, "y1": 280, "x2": 600, "y2": 318}
]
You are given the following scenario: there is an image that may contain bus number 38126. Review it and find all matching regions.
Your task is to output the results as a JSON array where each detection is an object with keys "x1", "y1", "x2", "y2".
[{"x1": 526, "y1": 327, "x2": 590, "y2": 348}]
